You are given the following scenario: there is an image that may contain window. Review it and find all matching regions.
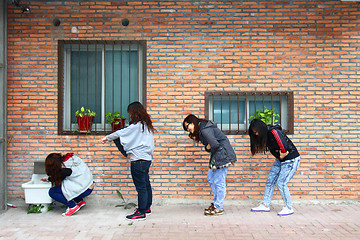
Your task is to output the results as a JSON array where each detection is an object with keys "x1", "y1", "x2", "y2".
[
  {"x1": 58, "y1": 40, "x2": 146, "y2": 134},
  {"x1": 205, "y1": 91, "x2": 294, "y2": 134}
]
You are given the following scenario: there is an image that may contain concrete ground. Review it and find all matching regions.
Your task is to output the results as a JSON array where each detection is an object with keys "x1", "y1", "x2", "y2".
[{"x1": 0, "y1": 198, "x2": 359, "y2": 240}]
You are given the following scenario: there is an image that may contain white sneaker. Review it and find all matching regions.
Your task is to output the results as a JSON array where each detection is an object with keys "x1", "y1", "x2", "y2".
[
  {"x1": 277, "y1": 207, "x2": 294, "y2": 216},
  {"x1": 251, "y1": 204, "x2": 270, "y2": 212}
]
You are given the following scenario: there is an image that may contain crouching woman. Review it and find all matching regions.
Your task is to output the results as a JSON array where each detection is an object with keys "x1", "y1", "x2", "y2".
[{"x1": 42, "y1": 153, "x2": 94, "y2": 216}]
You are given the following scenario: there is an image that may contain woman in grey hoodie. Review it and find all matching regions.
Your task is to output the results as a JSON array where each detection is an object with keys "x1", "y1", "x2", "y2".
[
  {"x1": 101, "y1": 102, "x2": 155, "y2": 221},
  {"x1": 183, "y1": 114, "x2": 237, "y2": 216}
]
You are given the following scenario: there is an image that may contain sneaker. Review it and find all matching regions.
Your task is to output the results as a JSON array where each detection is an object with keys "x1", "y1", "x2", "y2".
[
  {"x1": 62, "y1": 205, "x2": 80, "y2": 216},
  {"x1": 205, "y1": 206, "x2": 224, "y2": 216},
  {"x1": 277, "y1": 207, "x2": 294, "y2": 216},
  {"x1": 251, "y1": 204, "x2": 270, "y2": 212},
  {"x1": 126, "y1": 210, "x2": 146, "y2": 221},
  {"x1": 77, "y1": 200, "x2": 86, "y2": 209},
  {"x1": 204, "y1": 203, "x2": 214, "y2": 214},
  {"x1": 134, "y1": 208, "x2": 151, "y2": 215}
]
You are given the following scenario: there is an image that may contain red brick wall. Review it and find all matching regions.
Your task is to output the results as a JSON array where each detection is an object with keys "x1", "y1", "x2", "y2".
[{"x1": 7, "y1": 1, "x2": 360, "y2": 201}]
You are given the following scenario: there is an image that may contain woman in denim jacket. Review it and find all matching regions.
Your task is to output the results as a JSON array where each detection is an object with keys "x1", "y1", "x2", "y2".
[
  {"x1": 183, "y1": 114, "x2": 237, "y2": 216},
  {"x1": 249, "y1": 119, "x2": 300, "y2": 216}
]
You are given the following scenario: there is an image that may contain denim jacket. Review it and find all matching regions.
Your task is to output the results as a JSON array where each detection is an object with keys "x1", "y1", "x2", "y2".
[{"x1": 199, "y1": 121, "x2": 237, "y2": 170}]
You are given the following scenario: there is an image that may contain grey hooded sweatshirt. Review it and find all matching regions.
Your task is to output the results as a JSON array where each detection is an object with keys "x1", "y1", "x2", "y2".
[
  {"x1": 106, "y1": 122, "x2": 154, "y2": 161},
  {"x1": 199, "y1": 121, "x2": 237, "y2": 170}
]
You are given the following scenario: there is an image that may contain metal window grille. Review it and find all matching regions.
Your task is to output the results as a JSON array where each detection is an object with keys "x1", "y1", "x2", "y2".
[
  {"x1": 58, "y1": 40, "x2": 147, "y2": 135},
  {"x1": 205, "y1": 91, "x2": 294, "y2": 135}
]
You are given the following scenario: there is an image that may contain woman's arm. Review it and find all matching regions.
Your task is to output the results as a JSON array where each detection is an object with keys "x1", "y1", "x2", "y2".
[
  {"x1": 201, "y1": 127, "x2": 220, "y2": 154},
  {"x1": 43, "y1": 168, "x2": 72, "y2": 183},
  {"x1": 61, "y1": 168, "x2": 72, "y2": 180},
  {"x1": 101, "y1": 124, "x2": 136, "y2": 144},
  {"x1": 270, "y1": 129, "x2": 290, "y2": 159},
  {"x1": 270, "y1": 129, "x2": 287, "y2": 153},
  {"x1": 101, "y1": 131, "x2": 119, "y2": 144}
]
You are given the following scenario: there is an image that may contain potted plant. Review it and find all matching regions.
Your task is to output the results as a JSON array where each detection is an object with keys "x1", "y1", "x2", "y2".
[
  {"x1": 249, "y1": 107, "x2": 280, "y2": 125},
  {"x1": 75, "y1": 107, "x2": 96, "y2": 133},
  {"x1": 106, "y1": 112, "x2": 126, "y2": 131}
]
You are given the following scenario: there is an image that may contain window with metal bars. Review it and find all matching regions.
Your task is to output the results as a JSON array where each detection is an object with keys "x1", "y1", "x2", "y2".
[
  {"x1": 205, "y1": 91, "x2": 294, "y2": 134},
  {"x1": 58, "y1": 40, "x2": 147, "y2": 135}
]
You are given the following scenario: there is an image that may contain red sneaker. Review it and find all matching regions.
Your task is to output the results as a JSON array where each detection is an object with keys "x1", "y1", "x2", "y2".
[
  {"x1": 77, "y1": 200, "x2": 86, "y2": 209},
  {"x1": 62, "y1": 205, "x2": 80, "y2": 216}
]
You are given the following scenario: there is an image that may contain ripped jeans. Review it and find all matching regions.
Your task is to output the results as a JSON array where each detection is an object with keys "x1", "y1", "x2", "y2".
[
  {"x1": 262, "y1": 156, "x2": 300, "y2": 209},
  {"x1": 207, "y1": 167, "x2": 228, "y2": 210}
]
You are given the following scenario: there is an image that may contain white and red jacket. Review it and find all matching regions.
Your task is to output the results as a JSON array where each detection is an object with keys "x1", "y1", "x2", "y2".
[{"x1": 61, "y1": 154, "x2": 93, "y2": 201}]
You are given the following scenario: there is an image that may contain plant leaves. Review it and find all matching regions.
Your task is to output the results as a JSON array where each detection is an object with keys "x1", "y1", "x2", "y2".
[
  {"x1": 116, "y1": 190, "x2": 125, "y2": 202},
  {"x1": 249, "y1": 107, "x2": 280, "y2": 125},
  {"x1": 124, "y1": 203, "x2": 136, "y2": 209}
]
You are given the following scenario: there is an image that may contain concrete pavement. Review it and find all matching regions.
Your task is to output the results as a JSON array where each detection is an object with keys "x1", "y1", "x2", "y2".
[{"x1": 0, "y1": 198, "x2": 359, "y2": 240}]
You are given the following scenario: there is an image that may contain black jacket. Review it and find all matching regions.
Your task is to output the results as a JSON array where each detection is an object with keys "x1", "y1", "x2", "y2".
[
  {"x1": 199, "y1": 121, "x2": 237, "y2": 169},
  {"x1": 267, "y1": 125, "x2": 300, "y2": 162}
]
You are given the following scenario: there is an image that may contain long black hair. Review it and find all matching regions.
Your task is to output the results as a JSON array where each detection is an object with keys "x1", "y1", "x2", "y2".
[
  {"x1": 248, "y1": 119, "x2": 268, "y2": 155},
  {"x1": 45, "y1": 153, "x2": 64, "y2": 187},
  {"x1": 127, "y1": 101, "x2": 155, "y2": 133},
  {"x1": 182, "y1": 114, "x2": 207, "y2": 142}
]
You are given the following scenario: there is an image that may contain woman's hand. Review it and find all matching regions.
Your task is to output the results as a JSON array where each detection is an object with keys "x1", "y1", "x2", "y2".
[
  {"x1": 279, "y1": 151, "x2": 289, "y2": 159},
  {"x1": 40, "y1": 177, "x2": 48, "y2": 182},
  {"x1": 100, "y1": 137, "x2": 108, "y2": 144},
  {"x1": 205, "y1": 144, "x2": 211, "y2": 151}
]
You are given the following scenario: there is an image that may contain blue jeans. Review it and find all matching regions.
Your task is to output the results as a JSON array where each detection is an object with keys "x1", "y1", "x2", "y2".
[
  {"x1": 263, "y1": 156, "x2": 300, "y2": 209},
  {"x1": 207, "y1": 167, "x2": 228, "y2": 210},
  {"x1": 131, "y1": 160, "x2": 152, "y2": 214},
  {"x1": 49, "y1": 186, "x2": 93, "y2": 208}
]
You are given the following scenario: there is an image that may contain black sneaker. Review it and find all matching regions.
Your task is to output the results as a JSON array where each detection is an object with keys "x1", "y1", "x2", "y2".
[
  {"x1": 134, "y1": 208, "x2": 151, "y2": 215},
  {"x1": 126, "y1": 210, "x2": 146, "y2": 221}
]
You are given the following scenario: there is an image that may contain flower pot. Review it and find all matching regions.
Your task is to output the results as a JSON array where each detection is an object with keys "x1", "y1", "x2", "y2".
[
  {"x1": 76, "y1": 116, "x2": 94, "y2": 133},
  {"x1": 111, "y1": 118, "x2": 126, "y2": 131}
]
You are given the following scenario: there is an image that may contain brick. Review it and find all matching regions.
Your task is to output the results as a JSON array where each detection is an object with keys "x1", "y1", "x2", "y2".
[{"x1": 5, "y1": 0, "x2": 360, "y2": 201}]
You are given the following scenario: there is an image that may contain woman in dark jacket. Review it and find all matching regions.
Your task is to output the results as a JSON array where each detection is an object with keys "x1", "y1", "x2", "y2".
[
  {"x1": 183, "y1": 114, "x2": 237, "y2": 216},
  {"x1": 249, "y1": 119, "x2": 300, "y2": 216}
]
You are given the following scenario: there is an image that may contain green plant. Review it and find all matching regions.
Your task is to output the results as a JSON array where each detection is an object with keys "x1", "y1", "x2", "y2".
[
  {"x1": 47, "y1": 202, "x2": 56, "y2": 211},
  {"x1": 115, "y1": 190, "x2": 136, "y2": 209},
  {"x1": 75, "y1": 107, "x2": 96, "y2": 117},
  {"x1": 249, "y1": 107, "x2": 280, "y2": 125},
  {"x1": 106, "y1": 112, "x2": 124, "y2": 125},
  {"x1": 27, "y1": 204, "x2": 44, "y2": 214}
]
